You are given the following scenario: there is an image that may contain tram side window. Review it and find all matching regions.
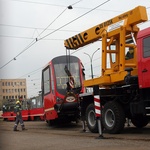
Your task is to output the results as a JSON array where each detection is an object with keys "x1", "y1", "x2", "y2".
[
  {"x1": 43, "y1": 67, "x2": 51, "y2": 94},
  {"x1": 143, "y1": 36, "x2": 150, "y2": 58},
  {"x1": 37, "y1": 96, "x2": 43, "y2": 108}
]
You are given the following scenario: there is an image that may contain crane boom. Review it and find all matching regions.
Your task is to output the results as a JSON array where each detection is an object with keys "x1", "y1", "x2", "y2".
[
  {"x1": 64, "y1": 6, "x2": 147, "y2": 50},
  {"x1": 64, "y1": 6, "x2": 148, "y2": 87}
]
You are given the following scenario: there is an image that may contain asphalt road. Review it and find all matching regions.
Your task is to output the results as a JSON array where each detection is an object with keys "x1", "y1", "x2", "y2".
[{"x1": 0, "y1": 120, "x2": 150, "y2": 150}]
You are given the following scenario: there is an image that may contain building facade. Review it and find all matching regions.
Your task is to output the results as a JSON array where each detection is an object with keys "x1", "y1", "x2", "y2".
[{"x1": 0, "y1": 79, "x2": 27, "y2": 101}]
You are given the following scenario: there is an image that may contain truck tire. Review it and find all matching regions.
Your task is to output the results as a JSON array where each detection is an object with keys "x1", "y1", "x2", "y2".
[
  {"x1": 102, "y1": 101, "x2": 125, "y2": 134},
  {"x1": 85, "y1": 103, "x2": 98, "y2": 133},
  {"x1": 131, "y1": 116, "x2": 149, "y2": 128}
]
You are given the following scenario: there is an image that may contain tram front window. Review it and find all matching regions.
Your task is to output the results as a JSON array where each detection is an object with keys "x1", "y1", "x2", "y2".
[{"x1": 54, "y1": 62, "x2": 81, "y2": 95}]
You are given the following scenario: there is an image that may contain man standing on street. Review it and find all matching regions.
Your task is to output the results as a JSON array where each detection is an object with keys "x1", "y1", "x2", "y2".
[{"x1": 13, "y1": 96, "x2": 26, "y2": 131}]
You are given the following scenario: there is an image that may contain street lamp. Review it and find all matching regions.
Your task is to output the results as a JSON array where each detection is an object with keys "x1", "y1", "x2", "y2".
[{"x1": 84, "y1": 48, "x2": 100, "y2": 79}]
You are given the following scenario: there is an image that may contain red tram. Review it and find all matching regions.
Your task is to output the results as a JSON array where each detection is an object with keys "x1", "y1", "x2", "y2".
[
  {"x1": 2, "y1": 102, "x2": 15, "y2": 121},
  {"x1": 2, "y1": 100, "x2": 29, "y2": 121},
  {"x1": 42, "y1": 55, "x2": 85, "y2": 125},
  {"x1": 29, "y1": 95, "x2": 44, "y2": 121},
  {"x1": 2, "y1": 95, "x2": 44, "y2": 121}
]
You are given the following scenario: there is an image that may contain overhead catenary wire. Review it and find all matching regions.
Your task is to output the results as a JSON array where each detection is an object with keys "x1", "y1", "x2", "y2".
[
  {"x1": 0, "y1": 35, "x2": 65, "y2": 40},
  {"x1": 0, "y1": 1, "x2": 80, "y2": 70},
  {"x1": 17, "y1": 67, "x2": 43, "y2": 79},
  {"x1": 5, "y1": 0, "x2": 83, "y2": 39},
  {"x1": 0, "y1": 5, "x2": 149, "y2": 38},
  {"x1": 39, "y1": 0, "x2": 111, "y2": 40},
  {"x1": 0, "y1": 24, "x2": 81, "y2": 33},
  {"x1": 1, "y1": 0, "x2": 149, "y2": 98},
  {"x1": 0, "y1": 0, "x2": 111, "y2": 70},
  {"x1": 7, "y1": 0, "x2": 82, "y2": 7},
  {"x1": 6, "y1": 0, "x2": 125, "y2": 13},
  {"x1": 1, "y1": 1, "x2": 109, "y2": 98},
  {"x1": 0, "y1": 40, "x2": 37, "y2": 70}
]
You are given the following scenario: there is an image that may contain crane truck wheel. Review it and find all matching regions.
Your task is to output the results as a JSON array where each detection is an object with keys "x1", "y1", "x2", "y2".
[
  {"x1": 102, "y1": 101, "x2": 125, "y2": 134},
  {"x1": 131, "y1": 115, "x2": 149, "y2": 128},
  {"x1": 85, "y1": 103, "x2": 98, "y2": 133}
]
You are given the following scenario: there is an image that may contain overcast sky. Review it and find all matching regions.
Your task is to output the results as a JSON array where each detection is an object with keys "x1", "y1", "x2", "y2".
[{"x1": 0, "y1": 0, "x2": 150, "y2": 98}]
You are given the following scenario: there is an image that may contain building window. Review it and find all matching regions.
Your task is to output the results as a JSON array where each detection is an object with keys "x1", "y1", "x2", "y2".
[
  {"x1": 2, "y1": 82, "x2": 4, "y2": 86},
  {"x1": 3, "y1": 96, "x2": 5, "y2": 99},
  {"x1": 3, "y1": 89, "x2": 5, "y2": 93}
]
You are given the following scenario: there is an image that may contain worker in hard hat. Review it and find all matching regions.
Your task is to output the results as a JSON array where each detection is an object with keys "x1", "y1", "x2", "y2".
[{"x1": 13, "y1": 96, "x2": 26, "y2": 131}]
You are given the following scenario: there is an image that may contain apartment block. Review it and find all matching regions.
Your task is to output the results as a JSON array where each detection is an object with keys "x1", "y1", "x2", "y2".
[{"x1": 0, "y1": 79, "x2": 27, "y2": 101}]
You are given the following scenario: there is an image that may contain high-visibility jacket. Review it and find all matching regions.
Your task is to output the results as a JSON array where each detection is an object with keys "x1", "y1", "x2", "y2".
[{"x1": 14, "y1": 101, "x2": 22, "y2": 113}]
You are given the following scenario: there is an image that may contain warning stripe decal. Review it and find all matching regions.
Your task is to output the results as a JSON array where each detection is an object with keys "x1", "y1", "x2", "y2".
[
  {"x1": 78, "y1": 33, "x2": 84, "y2": 43},
  {"x1": 66, "y1": 40, "x2": 71, "y2": 48},
  {"x1": 65, "y1": 33, "x2": 85, "y2": 49},
  {"x1": 94, "y1": 95, "x2": 101, "y2": 117},
  {"x1": 69, "y1": 38, "x2": 74, "y2": 48}
]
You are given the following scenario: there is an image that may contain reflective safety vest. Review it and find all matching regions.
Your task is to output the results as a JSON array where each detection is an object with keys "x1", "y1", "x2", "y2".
[{"x1": 14, "y1": 101, "x2": 22, "y2": 113}]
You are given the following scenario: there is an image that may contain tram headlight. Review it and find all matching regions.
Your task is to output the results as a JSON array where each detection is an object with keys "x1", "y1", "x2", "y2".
[{"x1": 65, "y1": 96, "x2": 76, "y2": 103}]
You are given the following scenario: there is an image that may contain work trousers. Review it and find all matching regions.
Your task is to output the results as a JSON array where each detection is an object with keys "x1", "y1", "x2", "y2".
[{"x1": 14, "y1": 112, "x2": 25, "y2": 130}]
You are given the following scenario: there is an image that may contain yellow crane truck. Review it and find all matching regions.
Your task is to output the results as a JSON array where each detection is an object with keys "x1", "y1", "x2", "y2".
[{"x1": 64, "y1": 6, "x2": 150, "y2": 134}]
